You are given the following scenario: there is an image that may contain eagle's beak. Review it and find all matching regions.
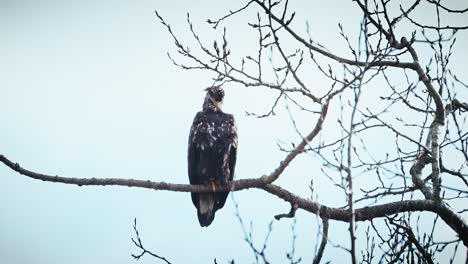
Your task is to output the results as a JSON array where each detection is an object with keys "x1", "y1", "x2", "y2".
[
  {"x1": 209, "y1": 96, "x2": 223, "y2": 108},
  {"x1": 214, "y1": 100, "x2": 223, "y2": 108}
]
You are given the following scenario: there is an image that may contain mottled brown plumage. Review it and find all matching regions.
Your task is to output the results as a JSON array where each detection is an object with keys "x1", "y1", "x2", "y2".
[{"x1": 187, "y1": 86, "x2": 237, "y2": 227}]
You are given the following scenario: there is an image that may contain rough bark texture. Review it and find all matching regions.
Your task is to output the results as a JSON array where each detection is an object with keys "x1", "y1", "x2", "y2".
[{"x1": 2, "y1": 154, "x2": 467, "y2": 246}]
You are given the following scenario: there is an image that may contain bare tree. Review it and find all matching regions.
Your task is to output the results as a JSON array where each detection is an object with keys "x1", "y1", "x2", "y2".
[{"x1": 2, "y1": 0, "x2": 468, "y2": 263}]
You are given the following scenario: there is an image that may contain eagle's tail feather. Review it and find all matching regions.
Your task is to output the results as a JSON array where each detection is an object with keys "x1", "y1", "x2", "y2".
[{"x1": 197, "y1": 193, "x2": 215, "y2": 227}]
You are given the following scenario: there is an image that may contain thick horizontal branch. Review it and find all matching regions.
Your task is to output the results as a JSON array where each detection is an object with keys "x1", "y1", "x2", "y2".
[
  {"x1": 1, "y1": 154, "x2": 467, "y2": 246},
  {"x1": 261, "y1": 184, "x2": 468, "y2": 246},
  {"x1": 0, "y1": 154, "x2": 265, "y2": 192}
]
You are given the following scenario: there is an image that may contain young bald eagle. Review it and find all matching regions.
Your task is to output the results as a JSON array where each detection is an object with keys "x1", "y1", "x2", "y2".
[{"x1": 188, "y1": 86, "x2": 237, "y2": 227}]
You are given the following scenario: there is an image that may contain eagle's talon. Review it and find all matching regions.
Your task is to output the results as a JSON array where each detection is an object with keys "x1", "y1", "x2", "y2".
[{"x1": 211, "y1": 181, "x2": 216, "y2": 193}]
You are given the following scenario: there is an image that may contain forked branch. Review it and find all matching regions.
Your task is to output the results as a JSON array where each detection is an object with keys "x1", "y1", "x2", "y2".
[{"x1": 1, "y1": 154, "x2": 467, "y2": 246}]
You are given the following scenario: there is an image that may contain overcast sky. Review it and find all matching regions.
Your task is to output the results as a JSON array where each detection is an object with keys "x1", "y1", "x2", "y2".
[{"x1": 1, "y1": 0, "x2": 467, "y2": 263}]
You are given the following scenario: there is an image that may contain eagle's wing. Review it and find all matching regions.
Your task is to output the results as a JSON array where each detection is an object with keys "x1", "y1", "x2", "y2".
[
  {"x1": 214, "y1": 114, "x2": 237, "y2": 210},
  {"x1": 228, "y1": 114, "x2": 237, "y2": 182},
  {"x1": 188, "y1": 112, "x2": 202, "y2": 207},
  {"x1": 188, "y1": 111, "x2": 238, "y2": 226}
]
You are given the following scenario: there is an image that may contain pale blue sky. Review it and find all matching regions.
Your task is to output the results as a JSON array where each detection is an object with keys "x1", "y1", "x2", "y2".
[{"x1": 1, "y1": 0, "x2": 467, "y2": 263}]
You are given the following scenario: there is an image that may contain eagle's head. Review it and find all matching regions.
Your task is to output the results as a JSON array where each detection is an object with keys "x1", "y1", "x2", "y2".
[{"x1": 203, "y1": 86, "x2": 224, "y2": 110}]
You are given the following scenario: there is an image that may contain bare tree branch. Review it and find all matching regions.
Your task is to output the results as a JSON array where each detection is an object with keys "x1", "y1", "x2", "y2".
[
  {"x1": 312, "y1": 218, "x2": 329, "y2": 264},
  {"x1": 1, "y1": 154, "x2": 467, "y2": 246},
  {"x1": 131, "y1": 218, "x2": 172, "y2": 263}
]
